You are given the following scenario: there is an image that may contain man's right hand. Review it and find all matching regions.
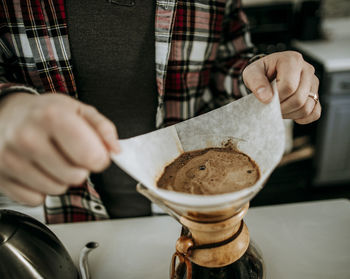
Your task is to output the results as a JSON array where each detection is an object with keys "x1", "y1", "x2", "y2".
[{"x1": 0, "y1": 93, "x2": 120, "y2": 206}]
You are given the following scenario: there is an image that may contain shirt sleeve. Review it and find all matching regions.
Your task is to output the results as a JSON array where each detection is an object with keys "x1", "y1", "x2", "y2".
[
  {"x1": 208, "y1": 0, "x2": 256, "y2": 109},
  {"x1": 0, "y1": 17, "x2": 39, "y2": 98},
  {"x1": 0, "y1": 43, "x2": 39, "y2": 98}
]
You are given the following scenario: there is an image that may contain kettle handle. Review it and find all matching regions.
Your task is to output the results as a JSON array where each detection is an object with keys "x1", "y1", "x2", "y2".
[{"x1": 79, "y1": 242, "x2": 99, "y2": 279}]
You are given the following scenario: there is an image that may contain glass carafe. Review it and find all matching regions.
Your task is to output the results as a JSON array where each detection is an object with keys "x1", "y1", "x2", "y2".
[
  {"x1": 173, "y1": 241, "x2": 265, "y2": 279},
  {"x1": 137, "y1": 184, "x2": 266, "y2": 279}
]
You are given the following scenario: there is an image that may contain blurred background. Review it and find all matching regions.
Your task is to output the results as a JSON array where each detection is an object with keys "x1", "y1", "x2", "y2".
[
  {"x1": 0, "y1": 0, "x2": 349, "y2": 221},
  {"x1": 242, "y1": 0, "x2": 350, "y2": 207}
]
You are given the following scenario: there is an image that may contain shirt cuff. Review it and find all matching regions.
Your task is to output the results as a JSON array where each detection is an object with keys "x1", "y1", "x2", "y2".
[{"x1": 0, "y1": 83, "x2": 40, "y2": 99}]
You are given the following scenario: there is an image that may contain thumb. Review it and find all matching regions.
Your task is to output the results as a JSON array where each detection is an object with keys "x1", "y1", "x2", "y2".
[
  {"x1": 242, "y1": 63, "x2": 274, "y2": 104},
  {"x1": 78, "y1": 104, "x2": 121, "y2": 154}
]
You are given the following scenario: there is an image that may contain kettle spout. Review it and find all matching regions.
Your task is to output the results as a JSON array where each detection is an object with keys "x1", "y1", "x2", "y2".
[{"x1": 79, "y1": 241, "x2": 99, "y2": 279}]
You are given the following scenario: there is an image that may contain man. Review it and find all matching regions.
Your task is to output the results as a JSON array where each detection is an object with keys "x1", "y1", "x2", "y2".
[{"x1": 0, "y1": 0, "x2": 321, "y2": 224}]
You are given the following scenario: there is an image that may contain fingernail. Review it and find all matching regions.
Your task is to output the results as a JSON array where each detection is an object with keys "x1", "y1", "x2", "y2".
[{"x1": 256, "y1": 87, "x2": 273, "y2": 103}]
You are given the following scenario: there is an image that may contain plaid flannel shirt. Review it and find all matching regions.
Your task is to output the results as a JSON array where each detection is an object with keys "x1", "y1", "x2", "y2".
[{"x1": 0, "y1": 0, "x2": 255, "y2": 224}]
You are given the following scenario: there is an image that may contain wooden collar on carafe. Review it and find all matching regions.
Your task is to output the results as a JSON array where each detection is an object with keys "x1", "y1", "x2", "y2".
[{"x1": 171, "y1": 203, "x2": 250, "y2": 278}]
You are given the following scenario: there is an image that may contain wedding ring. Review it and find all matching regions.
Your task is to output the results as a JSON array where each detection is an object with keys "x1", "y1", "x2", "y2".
[{"x1": 308, "y1": 93, "x2": 319, "y2": 105}]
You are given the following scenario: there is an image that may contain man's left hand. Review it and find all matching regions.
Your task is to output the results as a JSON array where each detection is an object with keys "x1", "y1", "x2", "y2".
[{"x1": 242, "y1": 51, "x2": 321, "y2": 124}]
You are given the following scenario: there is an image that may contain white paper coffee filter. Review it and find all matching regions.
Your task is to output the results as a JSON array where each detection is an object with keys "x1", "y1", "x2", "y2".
[{"x1": 111, "y1": 81, "x2": 285, "y2": 208}]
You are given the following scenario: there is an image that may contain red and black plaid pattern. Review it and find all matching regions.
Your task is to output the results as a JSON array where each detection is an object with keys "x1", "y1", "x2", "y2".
[
  {"x1": 0, "y1": 0, "x2": 76, "y2": 95},
  {"x1": 45, "y1": 178, "x2": 109, "y2": 224},
  {"x1": 0, "y1": 0, "x2": 254, "y2": 223},
  {"x1": 163, "y1": 0, "x2": 254, "y2": 126}
]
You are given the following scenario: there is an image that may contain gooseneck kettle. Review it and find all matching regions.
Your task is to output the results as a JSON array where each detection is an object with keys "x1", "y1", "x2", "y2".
[{"x1": 0, "y1": 209, "x2": 96, "y2": 279}]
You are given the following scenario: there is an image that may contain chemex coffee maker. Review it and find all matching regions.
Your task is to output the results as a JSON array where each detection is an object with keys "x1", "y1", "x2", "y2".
[
  {"x1": 137, "y1": 180, "x2": 265, "y2": 279},
  {"x1": 112, "y1": 83, "x2": 285, "y2": 279}
]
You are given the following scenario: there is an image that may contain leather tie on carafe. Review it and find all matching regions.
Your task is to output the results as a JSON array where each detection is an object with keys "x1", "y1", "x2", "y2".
[{"x1": 170, "y1": 220, "x2": 244, "y2": 279}]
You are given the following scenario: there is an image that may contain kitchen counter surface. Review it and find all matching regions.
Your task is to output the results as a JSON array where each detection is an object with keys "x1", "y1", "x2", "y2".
[
  {"x1": 293, "y1": 18, "x2": 350, "y2": 72},
  {"x1": 50, "y1": 199, "x2": 350, "y2": 279},
  {"x1": 293, "y1": 38, "x2": 350, "y2": 72}
]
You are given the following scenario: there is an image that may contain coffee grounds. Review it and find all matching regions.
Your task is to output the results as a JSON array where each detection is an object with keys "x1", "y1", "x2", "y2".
[{"x1": 157, "y1": 147, "x2": 260, "y2": 195}]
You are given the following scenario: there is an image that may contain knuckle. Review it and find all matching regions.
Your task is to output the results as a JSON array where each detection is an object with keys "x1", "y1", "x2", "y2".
[
  {"x1": 95, "y1": 155, "x2": 110, "y2": 171},
  {"x1": 243, "y1": 63, "x2": 254, "y2": 75},
  {"x1": 293, "y1": 95, "x2": 305, "y2": 109},
  {"x1": 242, "y1": 63, "x2": 258, "y2": 83},
  {"x1": 282, "y1": 80, "x2": 298, "y2": 95},
  {"x1": 307, "y1": 64, "x2": 315, "y2": 74},
  {"x1": 84, "y1": 150, "x2": 109, "y2": 171},
  {"x1": 0, "y1": 149, "x2": 17, "y2": 171},
  {"x1": 15, "y1": 128, "x2": 38, "y2": 152},
  {"x1": 86, "y1": 105, "x2": 98, "y2": 113},
  {"x1": 299, "y1": 109, "x2": 307, "y2": 118},
  {"x1": 37, "y1": 105, "x2": 60, "y2": 124},
  {"x1": 306, "y1": 107, "x2": 313, "y2": 116},
  {"x1": 68, "y1": 169, "x2": 88, "y2": 185},
  {"x1": 289, "y1": 51, "x2": 303, "y2": 63},
  {"x1": 303, "y1": 103, "x2": 314, "y2": 116},
  {"x1": 314, "y1": 76, "x2": 320, "y2": 88},
  {"x1": 98, "y1": 121, "x2": 116, "y2": 136}
]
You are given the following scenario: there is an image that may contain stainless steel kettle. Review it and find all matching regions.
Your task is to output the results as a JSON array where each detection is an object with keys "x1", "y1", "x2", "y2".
[{"x1": 0, "y1": 209, "x2": 96, "y2": 279}]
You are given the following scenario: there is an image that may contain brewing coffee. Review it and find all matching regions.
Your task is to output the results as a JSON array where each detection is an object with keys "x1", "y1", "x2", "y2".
[
  {"x1": 175, "y1": 242, "x2": 264, "y2": 279},
  {"x1": 157, "y1": 147, "x2": 260, "y2": 195},
  {"x1": 156, "y1": 146, "x2": 264, "y2": 279}
]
